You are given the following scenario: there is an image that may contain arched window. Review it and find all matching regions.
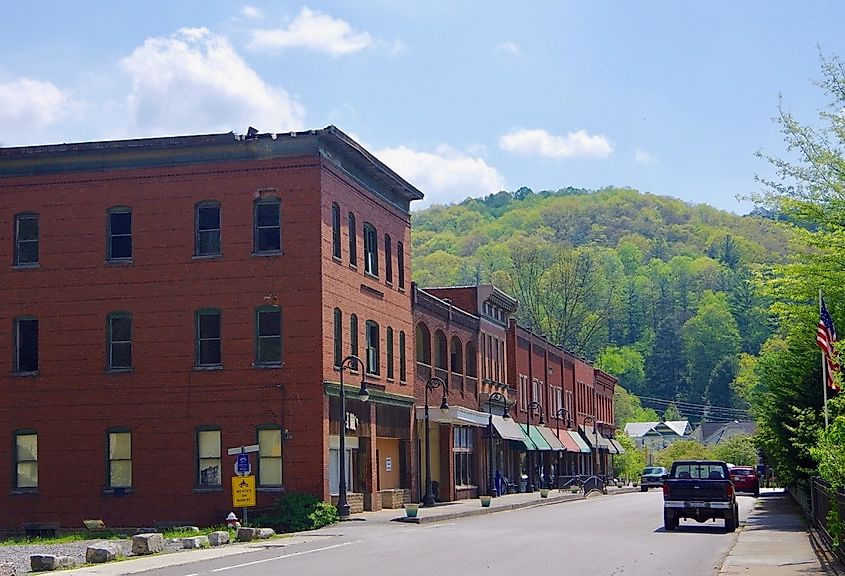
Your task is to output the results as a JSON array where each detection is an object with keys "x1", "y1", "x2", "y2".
[
  {"x1": 363, "y1": 222, "x2": 378, "y2": 276},
  {"x1": 434, "y1": 330, "x2": 448, "y2": 370},
  {"x1": 399, "y1": 330, "x2": 407, "y2": 382},
  {"x1": 348, "y1": 213, "x2": 357, "y2": 266},
  {"x1": 416, "y1": 323, "x2": 431, "y2": 364},
  {"x1": 331, "y1": 203, "x2": 341, "y2": 259},
  {"x1": 386, "y1": 327, "x2": 394, "y2": 379},
  {"x1": 465, "y1": 341, "x2": 477, "y2": 378},
  {"x1": 450, "y1": 336, "x2": 463, "y2": 374},
  {"x1": 397, "y1": 241, "x2": 405, "y2": 289},
  {"x1": 365, "y1": 320, "x2": 380, "y2": 375},
  {"x1": 333, "y1": 308, "x2": 343, "y2": 368},
  {"x1": 384, "y1": 234, "x2": 393, "y2": 284},
  {"x1": 350, "y1": 314, "x2": 359, "y2": 358}
]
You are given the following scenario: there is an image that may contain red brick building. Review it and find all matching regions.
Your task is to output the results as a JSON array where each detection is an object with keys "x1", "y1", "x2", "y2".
[{"x1": 0, "y1": 127, "x2": 421, "y2": 530}]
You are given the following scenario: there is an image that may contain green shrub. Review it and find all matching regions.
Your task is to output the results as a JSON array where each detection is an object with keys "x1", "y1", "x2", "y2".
[{"x1": 255, "y1": 492, "x2": 339, "y2": 533}]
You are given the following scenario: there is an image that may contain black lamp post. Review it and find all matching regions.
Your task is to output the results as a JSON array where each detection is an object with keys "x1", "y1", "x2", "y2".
[
  {"x1": 523, "y1": 400, "x2": 544, "y2": 492},
  {"x1": 583, "y1": 415, "x2": 599, "y2": 478},
  {"x1": 336, "y1": 355, "x2": 370, "y2": 520},
  {"x1": 422, "y1": 376, "x2": 449, "y2": 507},
  {"x1": 486, "y1": 392, "x2": 509, "y2": 497},
  {"x1": 554, "y1": 408, "x2": 572, "y2": 486}
]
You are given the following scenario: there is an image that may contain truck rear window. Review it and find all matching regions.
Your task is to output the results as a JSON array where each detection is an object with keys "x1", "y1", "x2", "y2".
[{"x1": 673, "y1": 463, "x2": 725, "y2": 479}]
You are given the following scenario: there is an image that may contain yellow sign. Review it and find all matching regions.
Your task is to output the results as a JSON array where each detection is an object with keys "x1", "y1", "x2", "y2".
[{"x1": 232, "y1": 475, "x2": 256, "y2": 507}]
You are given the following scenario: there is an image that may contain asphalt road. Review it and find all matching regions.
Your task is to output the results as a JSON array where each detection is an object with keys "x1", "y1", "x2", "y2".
[{"x1": 142, "y1": 491, "x2": 756, "y2": 576}]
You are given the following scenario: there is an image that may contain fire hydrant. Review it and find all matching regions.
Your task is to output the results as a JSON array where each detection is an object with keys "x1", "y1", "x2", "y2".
[{"x1": 226, "y1": 512, "x2": 240, "y2": 529}]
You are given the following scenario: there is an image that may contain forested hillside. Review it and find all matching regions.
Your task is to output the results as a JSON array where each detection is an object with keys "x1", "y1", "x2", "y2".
[{"x1": 411, "y1": 186, "x2": 803, "y2": 417}]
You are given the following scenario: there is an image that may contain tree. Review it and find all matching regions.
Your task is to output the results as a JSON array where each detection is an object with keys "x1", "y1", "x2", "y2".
[
  {"x1": 663, "y1": 402, "x2": 682, "y2": 421},
  {"x1": 654, "y1": 440, "x2": 710, "y2": 468},
  {"x1": 597, "y1": 346, "x2": 646, "y2": 395},
  {"x1": 613, "y1": 386, "x2": 659, "y2": 428},
  {"x1": 710, "y1": 434, "x2": 758, "y2": 467},
  {"x1": 612, "y1": 435, "x2": 646, "y2": 483}
]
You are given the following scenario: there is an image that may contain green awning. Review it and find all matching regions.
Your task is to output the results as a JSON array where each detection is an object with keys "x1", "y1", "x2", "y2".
[{"x1": 520, "y1": 423, "x2": 553, "y2": 451}]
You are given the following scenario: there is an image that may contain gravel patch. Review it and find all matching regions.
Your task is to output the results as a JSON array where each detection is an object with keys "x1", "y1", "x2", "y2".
[{"x1": 0, "y1": 537, "x2": 190, "y2": 574}]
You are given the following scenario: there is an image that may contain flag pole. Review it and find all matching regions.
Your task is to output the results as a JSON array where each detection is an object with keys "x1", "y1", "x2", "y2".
[{"x1": 821, "y1": 288, "x2": 829, "y2": 429}]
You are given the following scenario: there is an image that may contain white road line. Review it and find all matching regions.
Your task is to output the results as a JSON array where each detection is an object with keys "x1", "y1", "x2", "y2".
[
  {"x1": 210, "y1": 542, "x2": 356, "y2": 572},
  {"x1": 422, "y1": 522, "x2": 455, "y2": 528}
]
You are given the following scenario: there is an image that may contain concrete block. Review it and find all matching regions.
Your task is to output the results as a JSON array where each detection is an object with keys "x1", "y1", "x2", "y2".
[
  {"x1": 86, "y1": 541, "x2": 122, "y2": 563},
  {"x1": 132, "y1": 533, "x2": 164, "y2": 555},
  {"x1": 181, "y1": 535, "x2": 209, "y2": 549},
  {"x1": 208, "y1": 531, "x2": 230, "y2": 546}
]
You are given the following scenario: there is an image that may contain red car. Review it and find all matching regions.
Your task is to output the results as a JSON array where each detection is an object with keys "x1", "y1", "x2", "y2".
[{"x1": 729, "y1": 466, "x2": 760, "y2": 497}]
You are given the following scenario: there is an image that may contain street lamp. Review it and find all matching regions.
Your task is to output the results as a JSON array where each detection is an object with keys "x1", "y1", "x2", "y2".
[
  {"x1": 583, "y1": 415, "x2": 599, "y2": 479},
  {"x1": 336, "y1": 355, "x2": 370, "y2": 520},
  {"x1": 555, "y1": 408, "x2": 572, "y2": 486},
  {"x1": 423, "y1": 376, "x2": 449, "y2": 507},
  {"x1": 486, "y1": 392, "x2": 509, "y2": 497},
  {"x1": 523, "y1": 400, "x2": 544, "y2": 492}
]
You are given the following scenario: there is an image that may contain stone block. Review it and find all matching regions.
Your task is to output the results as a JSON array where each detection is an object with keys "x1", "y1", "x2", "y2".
[
  {"x1": 257, "y1": 528, "x2": 275, "y2": 539},
  {"x1": 132, "y1": 533, "x2": 164, "y2": 555},
  {"x1": 86, "y1": 541, "x2": 122, "y2": 563},
  {"x1": 207, "y1": 531, "x2": 230, "y2": 546},
  {"x1": 236, "y1": 527, "x2": 259, "y2": 542},
  {"x1": 181, "y1": 535, "x2": 209, "y2": 549},
  {"x1": 30, "y1": 555, "x2": 75, "y2": 571}
]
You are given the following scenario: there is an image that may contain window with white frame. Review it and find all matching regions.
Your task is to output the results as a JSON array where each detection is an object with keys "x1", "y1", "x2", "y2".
[
  {"x1": 453, "y1": 426, "x2": 474, "y2": 486},
  {"x1": 365, "y1": 320, "x2": 380, "y2": 375},
  {"x1": 363, "y1": 223, "x2": 378, "y2": 276},
  {"x1": 108, "y1": 429, "x2": 132, "y2": 488},
  {"x1": 258, "y1": 427, "x2": 283, "y2": 486},
  {"x1": 14, "y1": 430, "x2": 37, "y2": 489}
]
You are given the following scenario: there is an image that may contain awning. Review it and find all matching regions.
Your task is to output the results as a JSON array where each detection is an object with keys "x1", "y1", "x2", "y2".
[
  {"x1": 491, "y1": 415, "x2": 526, "y2": 442},
  {"x1": 567, "y1": 430, "x2": 592, "y2": 453},
  {"x1": 610, "y1": 439, "x2": 626, "y2": 454},
  {"x1": 556, "y1": 429, "x2": 582, "y2": 452},
  {"x1": 537, "y1": 426, "x2": 566, "y2": 451},
  {"x1": 414, "y1": 405, "x2": 489, "y2": 427},
  {"x1": 580, "y1": 425, "x2": 614, "y2": 450},
  {"x1": 605, "y1": 436, "x2": 619, "y2": 454},
  {"x1": 521, "y1": 423, "x2": 553, "y2": 451}
]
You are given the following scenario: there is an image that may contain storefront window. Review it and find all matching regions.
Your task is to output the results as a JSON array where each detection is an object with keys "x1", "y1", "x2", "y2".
[{"x1": 453, "y1": 426, "x2": 474, "y2": 486}]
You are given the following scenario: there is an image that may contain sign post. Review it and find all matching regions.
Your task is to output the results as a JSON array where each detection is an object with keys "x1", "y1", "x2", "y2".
[{"x1": 227, "y1": 445, "x2": 260, "y2": 524}]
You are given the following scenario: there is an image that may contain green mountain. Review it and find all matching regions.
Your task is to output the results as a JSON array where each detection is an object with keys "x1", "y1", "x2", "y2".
[{"x1": 411, "y1": 186, "x2": 802, "y2": 417}]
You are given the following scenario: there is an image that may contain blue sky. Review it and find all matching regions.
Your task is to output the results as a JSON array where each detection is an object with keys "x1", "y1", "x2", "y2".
[{"x1": 2, "y1": 2, "x2": 843, "y2": 213}]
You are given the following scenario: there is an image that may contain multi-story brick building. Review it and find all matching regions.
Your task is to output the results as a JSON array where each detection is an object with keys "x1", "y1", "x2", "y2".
[{"x1": 0, "y1": 127, "x2": 422, "y2": 530}]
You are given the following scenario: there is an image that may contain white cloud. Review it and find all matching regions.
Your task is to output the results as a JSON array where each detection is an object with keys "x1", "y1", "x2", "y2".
[
  {"x1": 0, "y1": 78, "x2": 69, "y2": 129},
  {"x1": 119, "y1": 27, "x2": 305, "y2": 136},
  {"x1": 241, "y1": 6, "x2": 263, "y2": 19},
  {"x1": 499, "y1": 128, "x2": 613, "y2": 159},
  {"x1": 497, "y1": 41, "x2": 521, "y2": 56},
  {"x1": 375, "y1": 144, "x2": 506, "y2": 209},
  {"x1": 248, "y1": 7, "x2": 373, "y2": 56},
  {"x1": 634, "y1": 147, "x2": 657, "y2": 164}
]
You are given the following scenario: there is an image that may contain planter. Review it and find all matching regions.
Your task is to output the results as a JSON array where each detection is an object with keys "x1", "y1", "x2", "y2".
[
  {"x1": 480, "y1": 495, "x2": 492, "y2": 507},
  {"x1": 539, "y1": 488, "x2": 550, "y2": 498},
  {"x1": 570, "y1": 486, "x2": 580, "y2": 494},
  {"x1": 404, "y1": 503, "x2": 419, "y2": 518}
]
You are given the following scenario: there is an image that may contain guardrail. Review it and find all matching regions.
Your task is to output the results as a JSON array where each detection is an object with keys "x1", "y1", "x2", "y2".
[{"x1": 809, "y1": 477, "x2": 844, "y2": 563}]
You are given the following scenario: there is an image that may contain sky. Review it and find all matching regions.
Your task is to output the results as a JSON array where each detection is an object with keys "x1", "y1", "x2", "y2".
[{"x1": 2, "y1": 2, "x2": 844, "y2": 214}]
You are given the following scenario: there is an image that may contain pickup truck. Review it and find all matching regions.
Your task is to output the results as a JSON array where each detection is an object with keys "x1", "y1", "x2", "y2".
[{"x1": 662, "y1": 460, "x2": 739, "y2": 532}]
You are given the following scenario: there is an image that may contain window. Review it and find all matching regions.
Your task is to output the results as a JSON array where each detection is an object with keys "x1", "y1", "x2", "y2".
[
  {"x1": 254, "y1": 197, "x2": 281, "y2": 253},
  {"x1": 415, "y1": 323, "x2": 431, "y2": 364},
  {"x1": 331, "y1": 203, "x2": 341, "y2": 259},
  {"x1": 197, "y1": 428, "x2": 221, "y2": 486},
  {"x1": 384, "y1": 234, "x2": 393, "y2": 284},
  {"x1": 399, "y1": 331, "x2": 406, "y2": 382},
  {"x1": 14, "y1": 213, "x2": 39, "y2": 266},
  {"x1": 195, "y1": 201, "x2": 221, "y2": 257},
  {"x1": 386, "y1": 327, "x2": 394, "y2": 379},
  {"x1": 258, "y1": 427, "x2": 283, "y2": 486},
  {"x1": 365, "y1": 320, "x2": 380, "y2": 375},
  {"x1": 350, "y1": 314, "x2": 358, "y2": 358},
  {"x1": 453, "y1": 427, "x2": 474, "y2": 486},
  {"x1": 328, "y1": 447, "x2": 352, "y2": 495},
  {"x1": 14, "y1": 430, "x2": 37, "y2": 489},
  {"x1": 14, "y1": 317, "x2": 38, "y2": 372},
  {"x1": 107, "y1": 312, "x2": 132, "y2": 370},
  {"x1": 348, "y1": 213, "x2": 357, "y2": 266},
  {"x1": 450, "y1": 337, "x2": 463, "y2": 374},
  {"x1": 397, "y1": 241, "x2": 404, "y2": 289},
  {"x1": 434, "y1": 330, "x2": 447, "y2": 369},
  {"x1": 333, "y1": 308, "x2": 343, "y2": 368},
  {"x1": 465, "y1": 342, "x2": 477, "y2": 377},
  {"x1": 108, "y1": 429, "x2": 132, "y2": 488},
  {"x1": 107, "y1": 207, "x2": 132, "y2": 260},
  {"x1": 363, "y1": 223, "x2": 378, "y2": 276},
  {"x1": 256, "y1": 307, "x2": 281, "y2": 365},
  {"x1": 196, "y1": 310, "x2": 221, "y2": 367}
]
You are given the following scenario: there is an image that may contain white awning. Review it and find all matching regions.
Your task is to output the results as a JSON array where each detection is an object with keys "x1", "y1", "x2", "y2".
[
  {"x1": 414, "y1": 405, "x2": 489, "y2": 427},
  {"x1": 490, "y1": 415, "x2": 526, "y2": 441}
]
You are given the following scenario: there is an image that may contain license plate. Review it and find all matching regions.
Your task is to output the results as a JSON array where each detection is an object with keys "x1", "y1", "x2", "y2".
[{"x1": 686, "y1": 501, "x2": 708, "y2": 508}]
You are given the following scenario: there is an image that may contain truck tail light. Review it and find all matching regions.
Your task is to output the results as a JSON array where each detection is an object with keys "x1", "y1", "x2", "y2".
[
  {"x1": 662, "y1": 483, "x2": 669, "y2": 497},
  {"x1": 726, "y1": 483, "x2": 734, "y2": 498}
]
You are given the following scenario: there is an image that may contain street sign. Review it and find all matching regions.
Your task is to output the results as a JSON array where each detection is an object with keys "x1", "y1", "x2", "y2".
[
  {"x1": 227, "y1": 444, "x2": 260, "y2": 455},
  {"x1": 232, "y1": 475, "x2": 256, "y2": 508},
  {"x1": 236, "y1": 453, "x2": 251, "y2": 476}
]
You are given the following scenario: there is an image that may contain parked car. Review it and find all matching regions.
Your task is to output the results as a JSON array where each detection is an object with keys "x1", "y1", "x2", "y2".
[
  {"x1": 639, "y1": 466, "x2": 669, "y2": 491},
  {"x1": 729, "y1": 466, "x2": 760, "y2": 497},
  {"x1": 662, "y1": 460, "x2": 739, "y2": 532}
]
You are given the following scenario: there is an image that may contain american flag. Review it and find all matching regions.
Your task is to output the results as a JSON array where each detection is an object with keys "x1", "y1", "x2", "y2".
[{"x1": 817, "y1": 299, "x2": 840, "y2": 391}]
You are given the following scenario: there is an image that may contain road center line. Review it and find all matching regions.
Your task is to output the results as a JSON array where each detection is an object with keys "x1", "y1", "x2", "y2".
[{"x1": 211, "y1": 542, "x2": 356, "y2": 572}]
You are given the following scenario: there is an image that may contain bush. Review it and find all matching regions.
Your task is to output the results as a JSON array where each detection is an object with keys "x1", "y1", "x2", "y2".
[{"x1": 254, "y1": 492, "x2": 339, "y2": 533}]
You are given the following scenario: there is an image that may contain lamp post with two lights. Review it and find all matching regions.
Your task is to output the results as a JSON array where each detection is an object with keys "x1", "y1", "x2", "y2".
[
  {"x1": 335, "y1": 355, "x2": 370, "y2": 520},
  {"x1": 583, "y1": 415, "x2": 600, "y2": 478},
  {"x1": 554, "y1": 408, "x2": 572, "y2": 485},
  {"x1": 523, "y1": 400, "x2": 544, "y2": 492},
  {"x1": 422, "y1": 376, "x2": 449, "y2": 507},
  {"x1": 486, "y1": 392, "x2": 509, "y2": 496}
]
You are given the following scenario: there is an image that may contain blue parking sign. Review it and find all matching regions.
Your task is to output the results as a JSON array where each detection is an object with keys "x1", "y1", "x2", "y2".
[{"x1": 236, "y1": 453, "x2": 250, "y2": 474}]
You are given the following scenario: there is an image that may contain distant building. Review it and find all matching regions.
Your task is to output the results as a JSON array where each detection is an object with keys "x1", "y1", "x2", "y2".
[
  {"x1": 624, "y1": 420, "x2": 692, "y2": 451},
  {"x1": 691, "y1": 421, "x2": 756, "y2": 446}
]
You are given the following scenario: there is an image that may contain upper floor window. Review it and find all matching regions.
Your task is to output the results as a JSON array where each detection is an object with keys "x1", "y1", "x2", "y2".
[
  {"x1": 254, "y1": 197, "x2": 281, "y2": 254},
  {"x1": 14, "y1": 213, "x2": 39, "y2": 266},
  {"x1": 195, "y1": 201, "x2": 221, "y2": 257},
  {"x1": 363, "y1": 223, "x2": 378, "y2": 276},
  {"x1": 399, "y1": 331, "x2": 407, "y2": 382},
  {"x1": 365, "y1": 320, "x2": 380, "y2": 375},
  {"x1": 386, "y1": 327, "x2": 394, "y2": 379},
  {"x1": 331, "y1": 203, "x2": 342, "y2": 259},
  {"x1": 196, "y1": 309, "x2": 222, "y2": 367},
  {"x1": 14, "y1": 316, "x2": 38, "y2": 373},
  {"x1": 384, "y1": 234, "x2": 393, "y2": 284},
  {"x1": 107, "y1": 312, "x2": 132, "y2": 370},
  {"x1": 108, "y1": 429, "x2": 132, "y2": 488},
  {"x1": 333, "y1": 308, "x2": 343, "y2": 368},
  {"x1": 348, "y1": 213, "x2": 357, "y2": 266},
  {"x1": 256, "y1": 307, "x2": 282, "y2": 365},
  {"x1": 14, "y1": 430, "x2": 37, "y2": 489},
  {"x1": 258, "y1": 427, "x2": 283, "y2": 487},
  {"x1": 197, "y1": 428, "x2": 221, "y2": 486},
  {"x1": 397, "y1": 241, "x2": 405, "y2": 289},
  {"x1": 350, "y1": 314, "x2": 359, "y2": 358},
  {"x1": 108, "y1": 207, "x2": 132, "y2": 261}
]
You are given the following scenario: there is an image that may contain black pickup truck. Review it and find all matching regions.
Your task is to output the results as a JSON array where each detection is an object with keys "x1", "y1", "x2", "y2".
[{"x1": 662, "y1": 460, "x2": 739, "y2": 532}]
